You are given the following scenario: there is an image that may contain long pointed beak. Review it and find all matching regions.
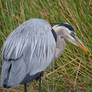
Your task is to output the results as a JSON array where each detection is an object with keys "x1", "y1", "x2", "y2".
[{"x1": 74, "y1": 36, "x2": 91, "y2": 55}]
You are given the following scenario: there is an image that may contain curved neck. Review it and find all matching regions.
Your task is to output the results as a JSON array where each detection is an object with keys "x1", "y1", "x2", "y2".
[{"x1": 52, "y1": 25, "x2": 65, "y2": 37}]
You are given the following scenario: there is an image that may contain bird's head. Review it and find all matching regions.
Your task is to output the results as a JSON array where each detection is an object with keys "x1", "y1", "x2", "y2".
[{"x1": 52, "y1": 23, "x2": 90, "y2": 55}]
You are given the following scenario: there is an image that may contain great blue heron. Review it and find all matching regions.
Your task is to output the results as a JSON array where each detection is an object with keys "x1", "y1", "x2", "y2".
[{"x1": 1, "y1": 18, "x2": 90, "y2": 92}]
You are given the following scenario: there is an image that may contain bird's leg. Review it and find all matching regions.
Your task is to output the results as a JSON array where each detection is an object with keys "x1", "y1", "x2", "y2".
[
  {"x1": 54, "y1": 61, "x2": 58, "y2": 69},
  {"x1": 39, "y1": 73, "x2": 42, "y2": 92},
  {"x1": 24, "y1": 83, "x2": 27, "y2": 92}
]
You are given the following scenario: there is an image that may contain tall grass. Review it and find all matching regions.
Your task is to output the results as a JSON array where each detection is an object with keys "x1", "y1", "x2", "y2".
[{"x1": 0, "y1": 0, "x2": 92, "y2": 92}]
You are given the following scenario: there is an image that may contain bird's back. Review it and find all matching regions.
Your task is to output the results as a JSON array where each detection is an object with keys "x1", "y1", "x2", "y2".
[{"x1": 1, "y1": 18, "x2": 56, "y2": 87}]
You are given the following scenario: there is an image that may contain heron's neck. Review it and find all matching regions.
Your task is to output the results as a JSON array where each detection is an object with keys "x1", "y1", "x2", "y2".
[{"x1": 52, "y1": 25, "x2": 64, "y2": 37}]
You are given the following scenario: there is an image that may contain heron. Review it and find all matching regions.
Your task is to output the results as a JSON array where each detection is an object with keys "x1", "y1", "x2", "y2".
[{"x1": 1, "y1": 18, "x2": 90, "y2": 92}]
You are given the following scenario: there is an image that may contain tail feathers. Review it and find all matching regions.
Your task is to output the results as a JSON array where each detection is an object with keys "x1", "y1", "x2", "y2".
[{"x1": 1, "y1": 58, "x2": 27, "y2": 87}]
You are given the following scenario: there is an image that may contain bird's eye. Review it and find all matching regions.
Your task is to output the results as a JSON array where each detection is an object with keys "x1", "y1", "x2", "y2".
[{"x1": 71, "y1": 32, "x2": 76, "y2": 37}]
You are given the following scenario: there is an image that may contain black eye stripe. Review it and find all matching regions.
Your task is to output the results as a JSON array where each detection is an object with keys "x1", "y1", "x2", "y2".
[
  {"x1": 70, "y1": 32, "x2": 77, "y2": 40},
  {"x1": 58, "y1": 23, "x2": 75, "y2": 32},
  {"x1": 71, "y1": 32, "x2": 75, "y2": 37}
]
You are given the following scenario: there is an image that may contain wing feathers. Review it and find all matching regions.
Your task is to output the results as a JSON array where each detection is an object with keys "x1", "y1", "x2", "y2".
[{"x1": 1, "y1": 19, "x2": 56, "y2": 87}]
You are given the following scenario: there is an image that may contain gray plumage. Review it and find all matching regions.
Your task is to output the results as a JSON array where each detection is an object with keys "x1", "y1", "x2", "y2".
[
  {"x1": 1, "y1": 18, "x2": 88, "y2": 89},
  {"x1": 1, "y1": 19, "x2": 56, "y2": 87}
]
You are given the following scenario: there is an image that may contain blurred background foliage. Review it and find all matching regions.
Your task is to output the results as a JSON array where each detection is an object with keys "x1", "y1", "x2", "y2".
[{"x1": 0, "y1": 0, "x2": 92, "y2": 92}]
